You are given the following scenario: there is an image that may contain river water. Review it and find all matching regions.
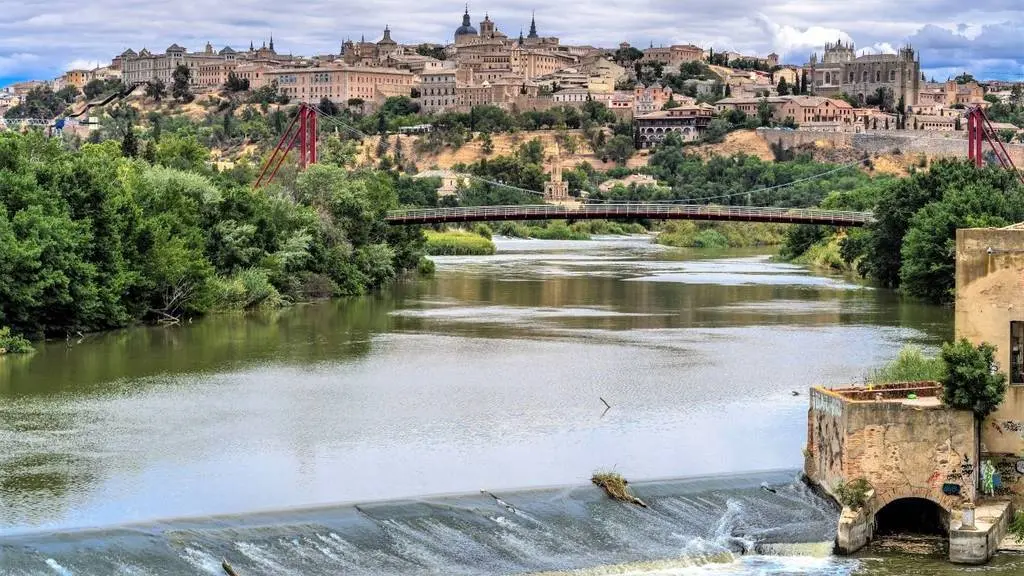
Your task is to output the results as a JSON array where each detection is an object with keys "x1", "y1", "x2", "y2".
[{"x1": 2, "y1": 236, "x2": 1021, "y2": 575}]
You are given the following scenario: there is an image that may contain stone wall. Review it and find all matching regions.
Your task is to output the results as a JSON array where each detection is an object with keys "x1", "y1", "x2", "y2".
[
  {"x1": 759, "y1": 128, "x2": 1024, "y2": 166},
  {"x1": 955, "y1": 228, "x2": 1024, "y2": 505},
  {"x1": 806, "y1": 387, "x2": 977, "y2": 517}
]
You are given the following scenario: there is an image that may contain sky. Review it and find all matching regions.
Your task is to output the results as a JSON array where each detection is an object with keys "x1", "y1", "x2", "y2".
[{"x1": 0, "y1": 1, "x2": 1022, "y2": 86}]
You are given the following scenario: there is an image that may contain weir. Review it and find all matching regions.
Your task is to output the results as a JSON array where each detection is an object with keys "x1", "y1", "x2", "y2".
[{"x1": 0, "y1": 473, "x2": 841, "y2": 575}]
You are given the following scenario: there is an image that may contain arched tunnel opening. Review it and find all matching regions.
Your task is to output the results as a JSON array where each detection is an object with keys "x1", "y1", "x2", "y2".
[{"x1": 875, "y1": 498, "x2": 949, "y2": 536}]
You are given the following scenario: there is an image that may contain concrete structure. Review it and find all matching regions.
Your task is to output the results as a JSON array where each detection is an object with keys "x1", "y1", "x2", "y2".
[
  {"x1": 956, "y1": 227, "x2": 1024, "y2": 506},
  {"x1": 805, "y1": 40, "x2": 921, "y2": 106},
  {"x1": 805, "y1": 383, "x2": 981, "y2": 558},
  {"x1": 633, "y1": 104, "x2": 716, "y2": 148}
]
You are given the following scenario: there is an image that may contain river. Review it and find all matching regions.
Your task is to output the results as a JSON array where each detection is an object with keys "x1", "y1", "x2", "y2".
[{"x1": 2, "y1": 236, "x2": 1021, "y2": 575}]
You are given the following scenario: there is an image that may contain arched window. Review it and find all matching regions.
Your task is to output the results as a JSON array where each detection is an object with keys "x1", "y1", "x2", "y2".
[
  {"x1": 849, "y1": 72, "x2": 854, "y2": 83},
  {"x1": 890, "y1": 70, "x2": 897, "y2": 82},
  {"x1": 875, "y1": 71, "x2": 881, "y2": 82},
  {"x1": 862, "y1": 71, "x2": 868, "y2": 82},
  {"x1": 825, "y1": 72, "x2": 831, "y2": 84}
]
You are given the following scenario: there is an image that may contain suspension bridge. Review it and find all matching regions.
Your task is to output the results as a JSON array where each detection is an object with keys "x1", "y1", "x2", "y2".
[{"x1": 384, "y1": 204, "x2": 874, "y2": 226}]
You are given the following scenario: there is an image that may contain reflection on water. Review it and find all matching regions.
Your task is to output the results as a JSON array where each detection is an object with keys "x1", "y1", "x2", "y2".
[{"x1": 0, "y1": 237, "x2": 964, "y2": 574}]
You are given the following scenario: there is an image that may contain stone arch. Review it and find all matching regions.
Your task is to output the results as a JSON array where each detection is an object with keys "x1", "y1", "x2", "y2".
[{"x1": 874, "y1": 497, "x2": 949, "y2": 536}]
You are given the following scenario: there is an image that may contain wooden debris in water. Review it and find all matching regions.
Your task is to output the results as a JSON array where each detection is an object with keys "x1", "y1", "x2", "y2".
[
  {"x1": 592, "y1": 471, "x2": 648, "y2": 508},
  {"x1": 222, "y1": 559, "x2": 239, "y2": 576}
]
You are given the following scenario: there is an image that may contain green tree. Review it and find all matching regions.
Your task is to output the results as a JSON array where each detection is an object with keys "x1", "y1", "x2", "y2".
[
  {"x1": 954, "y1": 72, "x2": 976, "y2": 85},
  {"x1": 757, "y1": 98, "x2": 773, "y2": 127},
  {"x1": 777, "y1": 77, "x2": 790, "y2": 96},
  {"x1": 172, "y1": 65, "x2": 194, "y2": 103},
  {"x1": 121, "y1": 122, "x2": 139, "y2": 157},
  {"x1": 702, "y1": 118, "x2": 731, "y2": 143},
  {"x1": 55, "y1": 85, "x2": 80, "y2": 104},
  {"x1": 145, "y1": 78, "x2": 167, "y2": 101},
  {"x1": 900, "y1": 178, "x2": 1024, "y2": 303},
  {"x1": 155, "y1": 134, "x2": 207, "y2": 171},
  {"x1": 602, "y1": 135, "x2": 635, "y2": 165},
  {"x1": 224, "y1": 71, "x2": 250, "y2": 92}
]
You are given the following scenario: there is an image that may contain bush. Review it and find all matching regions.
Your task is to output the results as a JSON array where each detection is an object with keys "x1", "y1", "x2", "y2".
[
  {"x1": 693, "y1": 229, "x2": 729, "y2": 249},
  {"x1": 527, "y1": 221, "x2": 590, "y2": 240},
  {"x1": 870, "y1": 346, "x2": 947, "y2": 384},
  {"x1": 835, "y1": 478, "x2": 872, "y2": 510},
  {"x1": 941, "y1": 339, "x2": 1007, "y2": 419},
  {"x1": 417, "y1": 256, "x2": 436, "y2": 275},
  {"x1": 472, "y1": 223, "x2": 493, "y2": 239},
  {"x1": 0, "y1": 326, "x2": 33, "y2": 354},
  {"x1": 424, "y1": 230, "x2": 496, "y2": 255},
  {"x1": 213, "y1": 268, "x2": 283, "y2": 311}
]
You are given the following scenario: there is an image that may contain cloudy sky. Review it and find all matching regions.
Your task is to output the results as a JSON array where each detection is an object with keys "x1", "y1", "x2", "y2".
[{"x1": 1, "y1": 1, "x2": 1021, "y2": 86}]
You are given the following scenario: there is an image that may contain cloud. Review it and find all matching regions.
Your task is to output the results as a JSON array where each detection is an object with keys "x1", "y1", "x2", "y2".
[{"x1": 0, "y1": 0, "x2": 1021, "y2": 84}]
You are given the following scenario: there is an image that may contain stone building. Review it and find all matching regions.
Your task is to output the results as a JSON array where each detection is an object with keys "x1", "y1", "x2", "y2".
[
  {"x1": 264, "y1": 65, "x2": 414, "y2": 104},
  {"x1": 641, "y1": 44, "x2": 704, "y2": 68},
  {"x1": 633, "y1": 104, "x2": 715, "y2": 148},
  {"x1": 804, "y1": 40, "x2": 921, "y2": 106},
  {"x1": 417, "y1": 69, "x2": 459, "y2": 113},
  {"x1": 715, "y1": 95, "x2": 855, "y2": 125},
  {"x1": 120, "y1": 39, "x2": 290, "y2": 87},
  {"x1": 917, "y1": 80, "x2": 986, "y2": 107},
  {"x1": 633, "y1": 83, "x2": 673, "y2": 115}
]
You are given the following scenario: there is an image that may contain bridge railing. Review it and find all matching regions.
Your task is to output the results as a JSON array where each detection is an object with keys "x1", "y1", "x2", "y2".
[{"x1": 385, "y1": 204, "x2": 874, "y2": 225}]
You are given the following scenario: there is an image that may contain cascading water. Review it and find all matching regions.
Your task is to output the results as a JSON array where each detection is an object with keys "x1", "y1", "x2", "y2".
[{"x1": 0, "y1": 471, "x2": 856, "y2": 576}]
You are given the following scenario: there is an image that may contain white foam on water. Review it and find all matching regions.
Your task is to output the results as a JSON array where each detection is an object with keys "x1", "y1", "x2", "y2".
[
  {"x1": 45, "y1": 559, "x2": 73, "y2": 576},
  {"x1": 234, "y1": 541, "x2": 301, "y2": 576},
  {"x1": 179, "y1": 547, "x2": 223, "y2": 575}
]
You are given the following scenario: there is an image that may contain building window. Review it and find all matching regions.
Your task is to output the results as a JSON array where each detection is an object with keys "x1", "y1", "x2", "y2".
[
  {"x1": 1012, "y1": 322, "x2": 1024, "y2": 384},
  {"x1": 890, "y1": 70, "x2": 896, "y2": 82},
  {"x1": 875, "y1": 71, "x2": 881, "y2": 82}
]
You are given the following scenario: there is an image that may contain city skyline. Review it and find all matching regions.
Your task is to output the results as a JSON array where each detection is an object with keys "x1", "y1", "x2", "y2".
[{"x1": 0, "y1": 1, "x2": 1021, "y2": 86}]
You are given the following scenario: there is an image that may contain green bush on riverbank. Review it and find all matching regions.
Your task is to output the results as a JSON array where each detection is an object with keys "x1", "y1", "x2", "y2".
[
  {"x1": 424, "y1": 230, "x2": 496, "y2": 255},
  {"x1": 656, "y1": 221, "x2": 786, "y2": 249},
  {"x1": 495, "y1": 220, "x2": 646, "y2": 240},
  {"x1": 0, "y1": 132, "x2": 425, "y2": 342},
  {"x1": 0, "y1": 327, "x2": 33, "y2": 354}
]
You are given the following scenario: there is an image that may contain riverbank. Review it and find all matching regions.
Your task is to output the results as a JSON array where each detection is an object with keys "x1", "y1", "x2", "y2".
[{"x1": 424, "y1": 229, "x2": 497, "y2": 255}]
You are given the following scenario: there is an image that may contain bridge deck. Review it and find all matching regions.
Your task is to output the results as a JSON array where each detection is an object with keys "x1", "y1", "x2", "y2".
[{"x1": 386, "y1": 204, "x2": 873, "y2": 227}]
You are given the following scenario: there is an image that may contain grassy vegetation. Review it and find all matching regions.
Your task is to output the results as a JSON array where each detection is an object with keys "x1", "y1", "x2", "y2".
[
  {"x1": 424, "y1": 230, "x2": 497, "y2": 255},
  {"x1": 790, "y1": 234, "x2": 848, "y2": 272},
  {"x1": 656, "y1": 221, "x2": 786, "y2": 249},
  {"x1": 869, "y1": 346, "x2": 947, "y2": 385},
  {"x1": 835, "y1": 478, "x2": 873, "y2": 510},
  {"x1": 494, "y1": 220, "x2": 647, "y2": 240},
  {"x1": 0, "y1": 326, "x2": 33, "y2": 354},
  {"x1": 591, "y1": 471, "x2": 648, "y2": 508}
]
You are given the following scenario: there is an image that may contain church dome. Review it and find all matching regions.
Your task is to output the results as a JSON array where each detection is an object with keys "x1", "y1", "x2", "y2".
[{"x1": 455, "y1": 8, "x2": 478, "y2": 37}]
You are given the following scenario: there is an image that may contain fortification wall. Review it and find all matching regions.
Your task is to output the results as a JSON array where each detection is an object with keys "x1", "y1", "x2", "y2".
[{"x1": 759, "y1": 128, "x2": 1024, "y2": 166}]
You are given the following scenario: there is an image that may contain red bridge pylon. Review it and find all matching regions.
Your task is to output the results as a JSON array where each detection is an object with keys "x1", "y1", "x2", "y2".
[
  {"x1": 255, "y1": 103, "x2": 318, "y2": 188},
  {"x1": 967, "y1": 106, "x2": 1024, "y2": 185}
]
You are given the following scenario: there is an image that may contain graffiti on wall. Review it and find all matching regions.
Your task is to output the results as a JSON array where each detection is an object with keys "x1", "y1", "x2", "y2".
[
  {"x1": 997, "y1": 420, "x2": 1024, "y2": 439},
  {"x1": 810, "y1": 390, "x2": 842, "y2": 417}
]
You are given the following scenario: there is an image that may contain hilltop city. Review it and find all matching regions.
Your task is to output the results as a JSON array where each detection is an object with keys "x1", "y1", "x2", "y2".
[{"x1": 1, "y1": 6, "x2": 1022, "y2": 146}]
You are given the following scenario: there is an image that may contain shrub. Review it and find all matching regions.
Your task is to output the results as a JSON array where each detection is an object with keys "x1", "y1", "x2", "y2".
[
  {"x1": 870, "y1": 346, "x2": 947, "y2": 384},
  {"x1": 213, "y1": 268, "x2": 283, "y2": 311},
  {"x1": 472, "y1": 223, "x2": 493, "y2": 239},
  {"x1": 835, "y1": 478, "x2": 872, "y2": 510},
  {"x1": 0, "y1": 326, "x2": 33, "y2": 354},
  {"x1": 424, "y1": 230, "x2": 496, "y2": 255},
  {"x1": 417, "y1": 256, "x2": 436, "y2": 276},
  {"x1": 941, "y1": 339, "x2": 1007, "y2": 419},
  {"x1": 693, "y1": 229, "x2": 728, "y2": 249},
  {"x1": 1011, "y1": 511, "x2": 1024, "y2": 544}
]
